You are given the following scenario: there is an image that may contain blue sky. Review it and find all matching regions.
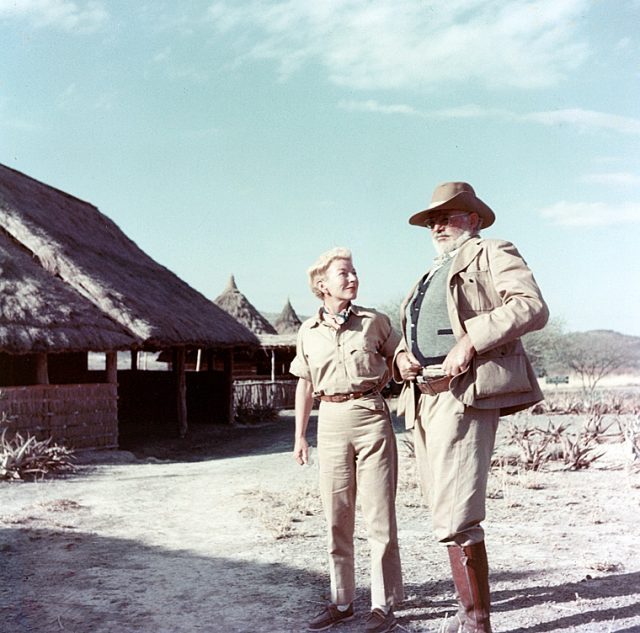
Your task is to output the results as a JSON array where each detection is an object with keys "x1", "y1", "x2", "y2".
[{"x1": 1, "y1": 0, "x2": 639, "y2": 335}]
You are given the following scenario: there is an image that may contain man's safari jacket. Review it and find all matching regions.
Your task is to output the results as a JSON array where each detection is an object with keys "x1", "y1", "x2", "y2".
[{"x1": 394, "y1": 237, "x2": 549, "y2": 429}]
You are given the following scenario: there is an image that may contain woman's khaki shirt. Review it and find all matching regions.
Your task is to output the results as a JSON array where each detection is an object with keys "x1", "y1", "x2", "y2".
[{"x1": 290, "y1": 305, "x2": 400, "y2": 396}]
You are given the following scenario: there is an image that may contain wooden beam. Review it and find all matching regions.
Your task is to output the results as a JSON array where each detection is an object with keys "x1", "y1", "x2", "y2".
[
  {"x1": 35, "y1": 353, "x2": 49, "y2": 385},
  {"x1": 106, "y1": 352, "x2": 118, "y2": 384},
  {"x1": 130, "y1": 350, "x2": 138, "y2": 371},
  {"x1": 223, "y1": 348, "x2": 234, "y2": 424},
  {"x1": 175, "y1": 347, "x2": 188, "y2": 437},
  {"x1": 270, "y1": 349, "x2": 276, "y2": 382}
]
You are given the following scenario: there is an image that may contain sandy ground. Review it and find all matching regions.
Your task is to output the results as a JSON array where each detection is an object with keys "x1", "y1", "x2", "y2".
[{"x1": 1, "y1": 407, "x2": 639, "y2": 633}]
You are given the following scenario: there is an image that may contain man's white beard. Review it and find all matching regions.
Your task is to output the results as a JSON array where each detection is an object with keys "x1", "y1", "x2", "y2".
[{"x1": 432, "y1": 229, "x2": 474, "y2": 255}]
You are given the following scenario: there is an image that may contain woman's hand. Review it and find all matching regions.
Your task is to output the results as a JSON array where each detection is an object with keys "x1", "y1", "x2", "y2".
[
  {"x1": 396, "y1": 350, "x2": 422, "y2": 381},
  {"x1": 293, "y1": 436, "x2": 310, "y2": 466}
]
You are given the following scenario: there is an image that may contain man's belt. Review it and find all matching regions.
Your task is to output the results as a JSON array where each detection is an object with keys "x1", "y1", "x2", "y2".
[
  {"x1": 317, "y1": 387, "x2": 378, "y2": 403},
  {"x1": 415, "y1": 375, "x2": 451, "y2": 396}
]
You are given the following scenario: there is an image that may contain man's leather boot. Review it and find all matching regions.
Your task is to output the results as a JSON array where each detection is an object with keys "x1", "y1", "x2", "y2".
[{"x1": 444, "y1": 542, "x2": 492, "y2": 633}]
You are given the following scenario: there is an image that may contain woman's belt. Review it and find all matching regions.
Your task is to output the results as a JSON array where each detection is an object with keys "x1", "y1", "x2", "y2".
[
  {"x1": 415, "y1": 375, "x2": 451, "y2": 395},
  {"x1": 317, "y1": 387, "x2": 378, "y2": 403}
]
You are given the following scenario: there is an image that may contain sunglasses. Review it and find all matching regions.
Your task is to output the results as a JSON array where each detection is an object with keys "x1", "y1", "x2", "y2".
[{"x1": 424, "y1": 212, "x2": 469, "y2": 229}]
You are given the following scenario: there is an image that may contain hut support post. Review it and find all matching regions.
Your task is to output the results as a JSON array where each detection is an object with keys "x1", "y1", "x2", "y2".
[
  {"x1": 106, "y1": 352, "x2": 118, "y2": 384},
  {"x1": 270, "y1": 349, "x2": 275, "y2": 382},
  {"x1": 35, "y1": 353, "x2": 49, "y2": 385},
  {"x1": 131, "y1": 350, "x2": 138, "y2": 371},
  {"x1": 223, "y1": 348, "x2": 234, "y2": 424},
  {"x1": 175, "y1": 348, "x2": 188, "y2": 437}
]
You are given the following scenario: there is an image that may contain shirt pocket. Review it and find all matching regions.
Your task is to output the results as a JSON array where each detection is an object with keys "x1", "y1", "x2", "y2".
[{"x1": 347, "y1": 342, "x2": 378, "y2": 377}]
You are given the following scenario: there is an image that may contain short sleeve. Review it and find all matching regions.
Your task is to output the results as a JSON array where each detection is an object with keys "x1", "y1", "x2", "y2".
[
  {"x1": 377, "y1": 313, "x2": 402, "y2": 359},
  {"x1": 289, "y1": 327, "x2": 312, "y2": 382}
]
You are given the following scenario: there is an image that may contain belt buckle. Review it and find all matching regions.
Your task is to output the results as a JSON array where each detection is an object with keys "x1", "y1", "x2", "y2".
[{"x1": 415, "y1": 376, "x2": 433, "y2": 396}]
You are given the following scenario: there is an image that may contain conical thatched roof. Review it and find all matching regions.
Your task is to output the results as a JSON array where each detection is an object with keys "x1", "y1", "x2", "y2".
[
  {"x1": 274, "y1": 298, "x2": 302, "y2": 335},
  {"x1": 0, "y1": 229, "x2": 136, "y2": 353},
  {"x1": 0, "y1": 164, "x2": 259, "y2": 349},
  {"x1": 214, "y1": 276, "x2": 277, "y2": 335}
]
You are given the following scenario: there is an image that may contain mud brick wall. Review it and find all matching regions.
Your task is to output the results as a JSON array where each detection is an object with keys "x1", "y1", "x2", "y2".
[{"x1": 0, "y1": 384, "x2": 118, "y2": 449}]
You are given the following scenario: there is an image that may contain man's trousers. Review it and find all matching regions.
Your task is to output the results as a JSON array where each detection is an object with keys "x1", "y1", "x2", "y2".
[
  {"x1": 414, "y1": 390, "x2": 499, "y2": 546},
  {"x1": 317, "y1": 395, "x2": 403, "y2": 608}
]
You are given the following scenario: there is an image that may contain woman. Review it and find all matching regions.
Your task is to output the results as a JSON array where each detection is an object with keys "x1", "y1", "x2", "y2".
[{"x1": 290, "y1": 247, "x2": 403, "y2": 633}]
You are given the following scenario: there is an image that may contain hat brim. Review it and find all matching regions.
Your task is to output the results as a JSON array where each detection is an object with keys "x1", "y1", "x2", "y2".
[{"x1": 408, "y1": 191, "x2": 495, "y2": 228}]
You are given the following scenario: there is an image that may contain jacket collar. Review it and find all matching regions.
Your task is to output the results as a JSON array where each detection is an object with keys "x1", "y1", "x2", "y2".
[{"x1": 449, "y1": 237, "x2": 483, "y2": 277}]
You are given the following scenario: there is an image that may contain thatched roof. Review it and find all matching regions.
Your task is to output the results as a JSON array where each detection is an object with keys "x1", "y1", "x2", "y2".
[
  {"x1": 257, "y1": 333, "x2": 297, "y2": 349},
  {"x1": 0, "y1": 164, "x2": 258, "y2": 350},
  {"x1": 214, "y1": 276, "x2": 278, "y2": 335},
  {"x1": 0, "y1": 229, "x2": 136, "y2": 353},
  {"x1": 274, "y1": 299, "x2": 302, "y2": 334}
]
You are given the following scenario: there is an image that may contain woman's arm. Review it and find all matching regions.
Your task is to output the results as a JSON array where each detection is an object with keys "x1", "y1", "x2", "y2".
[{"x1": 293, "y1": 377, "x2": 314, "y2": 465}]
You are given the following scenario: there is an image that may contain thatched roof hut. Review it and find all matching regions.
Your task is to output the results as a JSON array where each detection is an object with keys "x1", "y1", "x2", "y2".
[
  {"x1": 214, "y1": 276, "x2": 277, "y2": 335},
  {"x1": 0, "y1": 164, "x2": 258, "y2": 350},
  {"x1": 0, "y1": 231, "x2": 136, "y2": 353},
  {"x1": 273, "y1": 299, "x2": 302, "y2": 335}
]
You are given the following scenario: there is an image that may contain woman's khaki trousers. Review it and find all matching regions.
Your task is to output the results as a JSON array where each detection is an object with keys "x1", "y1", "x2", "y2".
[{"x1": 317, "y1": 395, "x2": 404, "y2": 608}]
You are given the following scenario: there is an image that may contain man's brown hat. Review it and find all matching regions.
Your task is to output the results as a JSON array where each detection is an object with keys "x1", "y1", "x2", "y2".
[{"x1": 409, "y1": 181, "x2": 495, "y2": 228}]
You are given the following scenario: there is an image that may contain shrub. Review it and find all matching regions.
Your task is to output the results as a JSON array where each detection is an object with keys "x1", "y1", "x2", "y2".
[
  {"x1": 504, "y1": 419, "x2": 605, "y2": 471},
  {"x1": 234, "y1": 398, "x2": 279, "y2": 425},
  {"x1": 0, "y1": 430, "x2": 75, "y2": 481},
  {"x1": 622, "y1": 415, "x2": 640, "y2": 473}
]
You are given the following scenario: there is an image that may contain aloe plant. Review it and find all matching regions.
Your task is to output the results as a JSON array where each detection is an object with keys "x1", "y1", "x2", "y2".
[{"x1": 0, "y1": 429, "x2": 75, "y2": 481}]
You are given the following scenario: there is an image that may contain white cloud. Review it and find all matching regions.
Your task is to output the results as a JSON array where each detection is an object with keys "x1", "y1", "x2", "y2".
[
  {"x1": 153, "y1": 47, "x2": 172, "y2": 63},
  {"x1": 339, "y1": 99, "x2": 514, "y2": 122},
  {"x1": 0, "y1": 0, "x2": 107, "y2": 32},
  {"x1": 540, "y1": 201, "x2": 640, "y2": 227},
  {"x1": 55, "y1": 83, "x2": 78, "y2": 110},
  {"x1": 526, "y1": 109, "x2": 640, "y2": 136},
  {"x1": 339, "y1": 99, "x2": 640, "y2": 137},
  {"x1": 582, "y1": 172, "x2": 640, "y2": 187},
  {"x1": 206, "y1": 0, "x2": 590, "y2": 90},
  {"x1": 338, "y1": 100, "x2": 422, "y2": 116}
]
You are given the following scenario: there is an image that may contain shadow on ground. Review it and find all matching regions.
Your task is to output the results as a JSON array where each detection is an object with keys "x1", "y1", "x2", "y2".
[
  {"x1": 0, "y1": 525, "x2": 328, "y2": 633},
  {"x1": 401, "y1": 570, "x2": 640, "y2": 632}
]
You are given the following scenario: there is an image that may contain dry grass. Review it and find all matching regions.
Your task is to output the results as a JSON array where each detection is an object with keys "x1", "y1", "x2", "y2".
[{"x1": 240, "y1": 486, "x2": 323, "y2": 539}]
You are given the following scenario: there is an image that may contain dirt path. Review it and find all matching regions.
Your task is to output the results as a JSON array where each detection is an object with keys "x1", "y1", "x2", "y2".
[{"x1": 1, "y1": 411, "x2": 639, "y2": 632}]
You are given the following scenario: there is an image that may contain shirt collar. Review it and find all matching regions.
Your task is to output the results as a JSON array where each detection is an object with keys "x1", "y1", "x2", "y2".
[{"x1": 310, "y1": 303, "x2": 369, "y2": 327}]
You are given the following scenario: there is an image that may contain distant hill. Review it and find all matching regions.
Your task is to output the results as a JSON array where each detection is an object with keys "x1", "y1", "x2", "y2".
[{"x1": 575, "y1": 329, "x2": 640, "y2": 352}]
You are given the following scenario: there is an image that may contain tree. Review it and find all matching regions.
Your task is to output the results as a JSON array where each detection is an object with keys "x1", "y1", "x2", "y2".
[
  {"x1": 521, "y1": 317, "x2": 566, "y2": 376},
  {"x1": 558, "y1": 330, "x2": 640, "y2": 395},
  {"x1": 376, "y1": 297, "x2": 404, "y2": 335}
]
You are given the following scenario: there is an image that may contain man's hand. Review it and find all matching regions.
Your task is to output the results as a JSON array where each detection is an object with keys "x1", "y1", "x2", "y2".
[
  {"x1": 396, "y1": 350, "x2": 422, "y2": 381},
  {"x1": 442, "y1": 334, "x2": 476, "y2": 376},
  {"x1": 293, "y1": 436, "x2": 310, "y2": 466}
]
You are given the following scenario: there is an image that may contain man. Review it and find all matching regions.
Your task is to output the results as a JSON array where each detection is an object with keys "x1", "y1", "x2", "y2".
[{"x1": 393, "y1": 182, "x2": 548, "y2": 633}]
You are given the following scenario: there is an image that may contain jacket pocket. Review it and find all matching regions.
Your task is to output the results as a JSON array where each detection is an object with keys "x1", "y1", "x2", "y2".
[
  {"x1": 473, "y1": 354, "x2": 532, "y2": 399},
  {"x1": 456, "y1": 271, "x2": 496, "y2": 312}
]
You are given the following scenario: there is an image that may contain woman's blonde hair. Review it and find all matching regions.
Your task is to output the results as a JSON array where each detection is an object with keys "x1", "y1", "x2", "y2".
[{"x1": 307, "y1": 247, "x2": 352, "y2": 299}]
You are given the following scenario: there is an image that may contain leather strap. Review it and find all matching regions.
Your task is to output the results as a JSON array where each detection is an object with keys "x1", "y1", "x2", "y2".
[
  {"x1": 416, "y1": 375, "x2": 451, "y2": 396},
  {"x1": 317, "y1": 387, "x2": 378, "y2": 403}
]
